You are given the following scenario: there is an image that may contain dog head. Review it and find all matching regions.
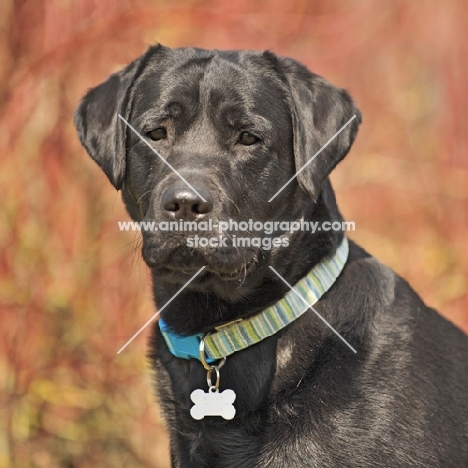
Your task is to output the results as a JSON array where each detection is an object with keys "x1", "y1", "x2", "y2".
[{"x1": 75, "y1": 45, "x2": 361, "y2": 299}]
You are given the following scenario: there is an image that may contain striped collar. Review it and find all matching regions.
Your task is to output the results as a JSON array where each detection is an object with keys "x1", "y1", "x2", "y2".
[{"x1": 159, "y1": 237, "x2": 349, "y2": 363}]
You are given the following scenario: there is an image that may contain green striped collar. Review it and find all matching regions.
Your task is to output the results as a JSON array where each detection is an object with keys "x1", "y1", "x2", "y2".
[{"x1": 159, "y1": 237, "x2": 349, "y2": 362}]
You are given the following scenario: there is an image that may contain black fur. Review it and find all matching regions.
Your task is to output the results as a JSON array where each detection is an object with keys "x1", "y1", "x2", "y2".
[{"x1": 75, "y1": 45, "x2": 468, "y2": 467}]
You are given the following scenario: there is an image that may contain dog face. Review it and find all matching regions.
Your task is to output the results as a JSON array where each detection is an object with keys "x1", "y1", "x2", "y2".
[{"x1": 75, "y1": 45, "x2": 360, "y2": 299}]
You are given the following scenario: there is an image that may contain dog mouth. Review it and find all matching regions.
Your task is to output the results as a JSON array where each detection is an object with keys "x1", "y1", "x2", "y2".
[
  {"x1": 154, "y1": 258, "x2": 257, "y2": 282},
  {"x1": 208, "y1": 257, "x2": 257, "y2": 279},
  {"x1": 144, "y1": 245, "x2": 259, "y2": 282}
]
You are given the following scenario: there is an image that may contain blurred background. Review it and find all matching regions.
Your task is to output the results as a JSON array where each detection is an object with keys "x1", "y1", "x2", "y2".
[{"x1": 1, "y1": 0, "x2": 467, "y2": 466}]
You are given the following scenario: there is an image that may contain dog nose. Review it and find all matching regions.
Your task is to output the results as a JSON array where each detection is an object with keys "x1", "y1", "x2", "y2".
[{"x1": 161, "y1": 186, "x2": 213, "y2": 220}]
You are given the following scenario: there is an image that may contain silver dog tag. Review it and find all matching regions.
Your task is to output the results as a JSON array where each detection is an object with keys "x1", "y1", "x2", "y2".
[{"x1": 190, "y1": 388, "x2": 236, "y2": 420}]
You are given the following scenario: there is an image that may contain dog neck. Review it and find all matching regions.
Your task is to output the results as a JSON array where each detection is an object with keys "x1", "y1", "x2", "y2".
[{"x1": 158, "y1": 236, "x2": 349, "y2": 363}]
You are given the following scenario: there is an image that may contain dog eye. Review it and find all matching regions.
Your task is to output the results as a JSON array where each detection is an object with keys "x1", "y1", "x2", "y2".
[
  {"x1": 147, "y1": 128, "x2": 167, "y2": 141},
  {"x1": 239, "y1": 131, "x2": 259, "y2": 146}
]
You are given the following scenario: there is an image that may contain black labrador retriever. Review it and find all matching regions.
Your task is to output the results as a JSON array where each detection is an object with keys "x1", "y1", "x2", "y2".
[{"x1": 75, "y1": 45, "x2": 468, "y2": 467}]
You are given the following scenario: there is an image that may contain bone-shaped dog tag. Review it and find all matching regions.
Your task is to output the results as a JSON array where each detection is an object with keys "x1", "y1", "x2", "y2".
[{"x1": 190, "y1": 388, "x2": 236, "y2": 420}]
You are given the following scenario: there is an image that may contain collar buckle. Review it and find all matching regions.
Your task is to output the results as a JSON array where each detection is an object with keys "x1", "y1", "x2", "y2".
[{"x1": 214, "y1": 318, "x2": 243, "y2": 331}]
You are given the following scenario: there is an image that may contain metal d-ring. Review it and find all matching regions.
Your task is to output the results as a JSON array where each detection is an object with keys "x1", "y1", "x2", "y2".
[
  {"x1": 207, "y1": 365, "x2": 221, "y2": 391},
  {"x1": 199, "y1": 332, "x2": 226, "y2": 371}
]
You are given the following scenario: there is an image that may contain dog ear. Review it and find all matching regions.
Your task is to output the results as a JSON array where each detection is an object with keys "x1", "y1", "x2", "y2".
[
  {"x1": 74, "y1": 55, "x2": 145, "y2": 190},
  {"x1": 279, "y1": 57, "x2": 362, "y2": 201}
]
